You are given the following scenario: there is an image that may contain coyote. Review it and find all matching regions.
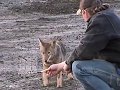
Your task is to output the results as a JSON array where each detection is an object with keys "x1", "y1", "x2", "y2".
[{"x1": 39, "y1": 39, "x2": 73, "y2": 87}]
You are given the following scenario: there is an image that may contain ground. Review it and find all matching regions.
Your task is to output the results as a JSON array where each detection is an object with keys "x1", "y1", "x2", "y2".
[{"x1": 0, "y1": 1, "x2": 120, "y2": 90}]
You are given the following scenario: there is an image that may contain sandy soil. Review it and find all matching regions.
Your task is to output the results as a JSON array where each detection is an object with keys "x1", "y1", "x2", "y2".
[{"x1": 0, "y1": 1, "x2": 120, "y2": 90}]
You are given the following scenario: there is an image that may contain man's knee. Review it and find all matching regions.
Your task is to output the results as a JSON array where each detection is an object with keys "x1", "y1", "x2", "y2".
[
  {"x1": 72, "y1": 61, "x2": 80, "y2": 79},
  {"x1": 72, "y1": 61, "x2": 91, "y2": 82},
  {"x1": 72, "y1": 60, "x2": 95, "y2": 76},
  {"x1": 72, "y1": 61, "x2": 84, "y2": 76},
  {"x1": 72, "y1": 61, "x2": 80, "y2": 73}
]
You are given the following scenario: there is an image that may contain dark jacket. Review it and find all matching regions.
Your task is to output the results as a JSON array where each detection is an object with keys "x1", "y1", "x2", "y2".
[{"x1": 65, "y1": 9, "x2": 120, "y2": 70}]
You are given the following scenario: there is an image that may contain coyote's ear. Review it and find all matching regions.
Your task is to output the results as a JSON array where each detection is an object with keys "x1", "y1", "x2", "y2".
[{"x1": 39, "y1": 38, "x2": 44, "y2": 46}]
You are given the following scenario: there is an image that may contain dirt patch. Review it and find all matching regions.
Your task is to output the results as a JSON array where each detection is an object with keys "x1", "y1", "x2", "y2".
[{"x1": 8, "y1": 1, "x2": 79, "y2": 14}]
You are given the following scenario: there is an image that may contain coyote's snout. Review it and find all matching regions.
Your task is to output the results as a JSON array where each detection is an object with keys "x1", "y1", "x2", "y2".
[{"x1": 39, "y1": 38, "x2": 73, "y2": 87}]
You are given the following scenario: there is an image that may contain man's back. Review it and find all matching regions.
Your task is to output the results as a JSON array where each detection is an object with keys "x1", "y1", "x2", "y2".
[{"x1": 94, "y1": 9, "x2": 120, "y2": 65}]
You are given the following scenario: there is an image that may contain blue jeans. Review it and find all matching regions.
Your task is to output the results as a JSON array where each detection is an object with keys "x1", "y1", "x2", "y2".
[{"x1": 72, "y1": 59, "x2": 120, "y2": 90}]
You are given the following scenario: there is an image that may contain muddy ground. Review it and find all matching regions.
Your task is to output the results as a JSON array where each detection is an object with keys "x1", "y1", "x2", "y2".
[{"x1": 0, "y1": 1, "x2": 120, "y2": 90}]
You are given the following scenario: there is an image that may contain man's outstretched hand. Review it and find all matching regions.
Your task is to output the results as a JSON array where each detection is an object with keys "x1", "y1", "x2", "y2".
[{"x1": 40, "y1": 61, "x2": 71, "y2": 77}]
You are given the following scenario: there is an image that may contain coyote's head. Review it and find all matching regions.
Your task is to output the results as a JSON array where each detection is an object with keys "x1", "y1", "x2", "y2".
[{"x1": 39, "y1": 39, "x2": 66, "y2": 66}]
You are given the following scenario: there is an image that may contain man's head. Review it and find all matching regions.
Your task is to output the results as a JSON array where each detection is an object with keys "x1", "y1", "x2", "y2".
[
  {"x1": 79, "y1": 0, "x2": 103, "y2": 11},
  {"x1": 77, "y1": 0, "x2": 109, "y2": 22}
]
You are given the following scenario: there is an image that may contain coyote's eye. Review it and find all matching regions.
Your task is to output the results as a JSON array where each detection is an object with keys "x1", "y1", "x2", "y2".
[
  {"x1": 42, "y1": 52, "x2": 45, "y2": 54},
  {"x1": 48, "y1": 51, "x2": 50, "y2": 54}
]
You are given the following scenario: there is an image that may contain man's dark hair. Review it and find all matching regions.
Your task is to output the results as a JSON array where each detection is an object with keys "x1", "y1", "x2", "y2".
[{"x1": 80, "y1": 0, "x2": 109, "y2": 15}]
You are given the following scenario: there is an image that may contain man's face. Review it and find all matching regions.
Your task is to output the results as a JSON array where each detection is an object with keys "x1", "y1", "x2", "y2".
[{"x1": 76, "y1": 9, "x2": 91, "y2": 22}]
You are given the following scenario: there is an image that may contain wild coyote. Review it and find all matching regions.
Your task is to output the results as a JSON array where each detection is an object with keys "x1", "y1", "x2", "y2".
[{"x1": 39, "y1": 38, "x2": 73, "y2": 87}]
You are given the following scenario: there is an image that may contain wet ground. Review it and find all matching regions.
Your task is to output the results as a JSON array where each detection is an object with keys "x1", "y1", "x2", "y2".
[{"x1": 0, "y1": 1, "x2": 120, "y2": 90}]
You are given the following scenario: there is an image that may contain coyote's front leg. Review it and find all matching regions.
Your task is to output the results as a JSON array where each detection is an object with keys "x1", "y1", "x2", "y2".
[
  {"x1": 57, "y1": 71, "x2": 63, "y2": 87},
  {"x1": 67, "y1": 73, "x2": 73, "y2": 80},
  {"x1": 42, "y1": 65, "x2": 49, "y2": 86},
  {"x1": 42, "y1": 72, "x2": 49, "y2": 86}
]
